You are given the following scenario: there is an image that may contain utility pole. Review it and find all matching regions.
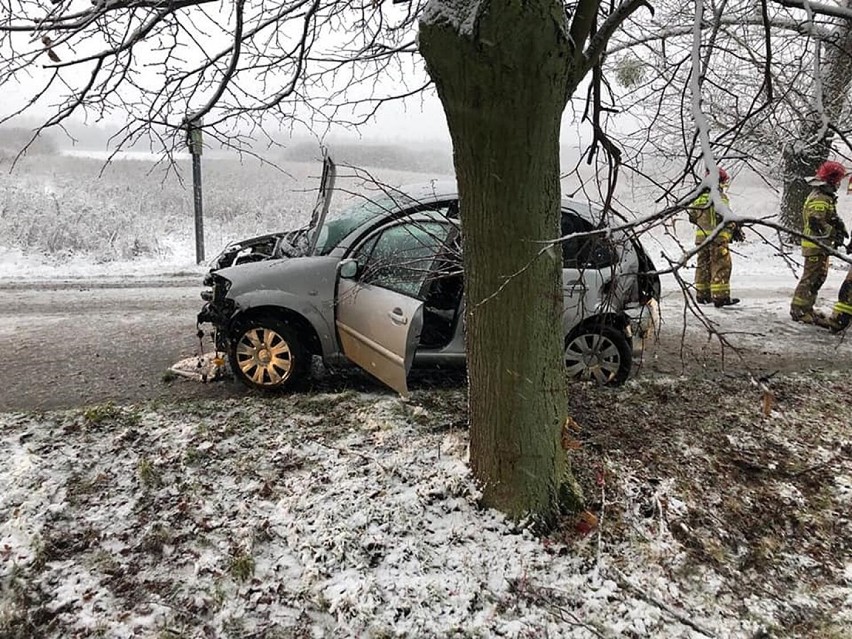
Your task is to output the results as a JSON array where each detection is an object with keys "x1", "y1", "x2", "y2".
[{"x1": 186, "y1": 119, "x2": 205, "y2": 264}]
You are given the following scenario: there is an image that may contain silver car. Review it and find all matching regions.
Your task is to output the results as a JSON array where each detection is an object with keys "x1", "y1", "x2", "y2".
[{"x1": 197, "y1": 159, "x2": 660, "y2": 394}]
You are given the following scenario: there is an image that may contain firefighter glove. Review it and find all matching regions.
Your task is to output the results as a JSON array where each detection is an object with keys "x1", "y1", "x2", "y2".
[{"x1": 732, "y1": 226, "x2": 746, "y2": 243}]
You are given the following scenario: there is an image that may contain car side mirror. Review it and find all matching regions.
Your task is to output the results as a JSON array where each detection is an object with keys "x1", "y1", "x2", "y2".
[{"x1": 338, "y1": 259, "x2": 358, "y2": 279}]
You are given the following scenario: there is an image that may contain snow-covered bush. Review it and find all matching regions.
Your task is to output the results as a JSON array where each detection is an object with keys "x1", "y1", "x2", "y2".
[{"x1": 0, "y1": 153, "x2": 447, "y2": 266}]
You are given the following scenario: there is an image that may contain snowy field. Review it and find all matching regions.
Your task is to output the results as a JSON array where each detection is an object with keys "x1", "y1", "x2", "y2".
[{"x1": 0, "y1": 151, "x2": 453, "y2": 281}]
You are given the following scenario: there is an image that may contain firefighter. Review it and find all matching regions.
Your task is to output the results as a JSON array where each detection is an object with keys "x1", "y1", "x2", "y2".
[
  {"x1": 790, "y1": 160, "x2": 849, "y2": 325},
  {"x1": 689, "y1": 167, "x2": 744, "y2": 307},
  {"x1": 829, "y1": 260, "x2": 852, "y2": 332}
]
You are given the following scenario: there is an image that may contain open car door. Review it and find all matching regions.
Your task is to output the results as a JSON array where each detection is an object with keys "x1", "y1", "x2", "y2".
[
  {"x1": 335, "y1": 216, "x2": 454, "y2": 395},
  {"x1": 336, "y1": 277, "x2": 423, "y2": 396}
]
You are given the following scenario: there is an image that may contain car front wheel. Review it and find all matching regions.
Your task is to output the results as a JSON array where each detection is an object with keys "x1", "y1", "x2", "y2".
[
  {"x1": 228, "y1": 318, "x2": 308, "y2": 391},
  {"x1": 564, "y1": 324, "x2": 632, "y2": 386}
]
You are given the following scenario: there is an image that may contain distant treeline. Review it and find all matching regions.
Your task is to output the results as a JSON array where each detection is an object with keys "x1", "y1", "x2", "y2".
[
  {"x1": 283, "y1": 140, "x2": 454, "y2": 175},
  {"x1": 0, "y1": 127, "x2": 58, "y2": 156}
]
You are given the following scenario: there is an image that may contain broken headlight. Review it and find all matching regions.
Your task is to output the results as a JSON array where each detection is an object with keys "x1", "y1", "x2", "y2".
[{"x1": 201, "y1": 274, "x2": 231, "y2": 304}]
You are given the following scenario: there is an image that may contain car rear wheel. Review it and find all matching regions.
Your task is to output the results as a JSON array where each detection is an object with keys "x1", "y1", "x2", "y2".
[
  {"x1": 228, "y1": 318, "x2": 308, "y2": 391},
  {"x1": 564, "y1": 324, "x2": 632, "y2": 386}
]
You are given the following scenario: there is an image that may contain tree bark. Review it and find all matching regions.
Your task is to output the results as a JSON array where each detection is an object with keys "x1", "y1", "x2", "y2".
[
  {"x1": 779, "y1": 125, "x2": 831, "y2": 233},
  {"x1": 780, "y1": 7, "x2": 852, "y2": 231},
  {"x1": 419, "y1": 0, "x2": 582, "y2": 523}
]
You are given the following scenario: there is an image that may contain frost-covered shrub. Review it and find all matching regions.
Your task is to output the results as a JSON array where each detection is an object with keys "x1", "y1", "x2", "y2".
[
  {"x1": 0, "y1": 153, "x2": 451, "y2": 264},
  {"x1": 0, "y1": 176, "x2": 171, "y2": 262}
]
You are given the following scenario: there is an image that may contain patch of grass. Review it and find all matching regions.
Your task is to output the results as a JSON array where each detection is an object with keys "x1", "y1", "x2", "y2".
[
  {"x1": 82, "y1": 402, "x2": 142, "y2": 427},
  {"x1": 83, "y1": 401, "x2": 122, "y2": 424},
  {"x1": 137, "y1": 457, "x2": 161, "y2": 488},
  {"x1": 66, "y1": 471, "x2": 111, "y2": 507},
  {"x1": 161, "y1": 369, "x2": 179, "y2": 383},
  {"x1": 0, "y1": 572, "x2": 36, "y2": 639},
  {"x1": 222, "y1": 616, "x2": 247, "y2": 638},
  {"x1": 291, "y1": 390, "x2": 357, "y2": 414},
  {"x1": 29, "y1": 535, "x2": 46, "y2": 571},
  {"x1": 183, "y1": 446, "x2": 205, "y2": 465},
  {"x1": 90, "y1": 549, "x2": 122, "y2": 575},
  {"x1": 810, "y1": 623, "x2": 852, "y2": 639},
  {"x1": 211, "y1": 580, "x2": 227, "y2": 606},
  {"x1": 139, "y1": 524, "x2": 171, "y2": 555},
  {"x1": 228, "y1": 551, "x2": 255, "y2": 582}
]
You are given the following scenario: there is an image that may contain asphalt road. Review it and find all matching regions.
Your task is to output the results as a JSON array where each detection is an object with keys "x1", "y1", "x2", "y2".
[
  {"x1": 0, "y1": 278, "x2": 250, "y2": 412},
  {"x1": 0, "y1": 278, "x2": 849, "y2": 412}
]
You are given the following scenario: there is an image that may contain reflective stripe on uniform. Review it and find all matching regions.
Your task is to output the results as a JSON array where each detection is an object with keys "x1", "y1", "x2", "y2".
[
  {"x1": 710, "y1": 283, "x2": 730, "y2": 293},
  {"x1": 695, "y1": 283, "x2": 710, "y2": 292},
  {"x1": 791, "y1": 296, "x2": 811, "y2": 307},
  {"x1": 834, "y1": 301, "x2": 852, "y2": 315},
  {"x1": 802, "y1": 193, "x2": 836, "y2": 250},
  {"x1": 694, "y1": 229, "x2": 732, "y2": 241}
]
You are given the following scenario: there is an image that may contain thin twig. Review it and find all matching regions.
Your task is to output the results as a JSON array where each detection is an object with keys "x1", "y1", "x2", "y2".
[
  {"x1": 520, "y1": 583, "x2": 613, "y2": 639},
  {"x1": 790, "y1": 452, "x2": 845, "y2": 478},
  {"x1": 611, "y1": 567, "x2": 718, "y2": 638}
]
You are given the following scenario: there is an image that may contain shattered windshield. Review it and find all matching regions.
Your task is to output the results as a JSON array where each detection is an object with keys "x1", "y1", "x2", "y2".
[{"x1": 313, "y1": 194, "x2": 404, "y2": 255}]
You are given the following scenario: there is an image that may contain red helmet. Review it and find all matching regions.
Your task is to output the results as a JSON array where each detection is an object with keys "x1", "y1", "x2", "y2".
[
  {"x1": 815, "y1": 160, "x2": 847, "y2": 187},
  {"x1": 705, "y1": 167, "x2": 730, "y2": 184}
]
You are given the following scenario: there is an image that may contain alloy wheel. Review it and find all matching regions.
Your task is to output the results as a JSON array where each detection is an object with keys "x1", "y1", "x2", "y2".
[
  {"x1": 234, "y1": 327, "x2": 293, "y2": 386},
  {"x1": 564, "y1": 332, "x2": 623, "y2": 385}
]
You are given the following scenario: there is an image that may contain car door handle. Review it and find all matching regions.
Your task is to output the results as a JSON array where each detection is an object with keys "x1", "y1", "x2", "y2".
[{"x1": 389, "y1": 307, "x2": 408, "y2": 325}]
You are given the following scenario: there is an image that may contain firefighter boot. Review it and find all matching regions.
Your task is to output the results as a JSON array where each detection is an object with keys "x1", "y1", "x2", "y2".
[
  {"x1": 791, "y1": 308, "x2": 831, "y2": 327},
  {"x1": 829, "y1": 313, "x2": 851, "y2": 333},
  {"x1": 713, "y1": 297, "x2": 740, "y2": 308}
]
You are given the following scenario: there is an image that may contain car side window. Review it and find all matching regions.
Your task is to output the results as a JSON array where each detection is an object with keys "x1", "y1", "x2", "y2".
[
  {"x1": 561, "y1": 210, "x2": 615, "y2": 269},
  {"x1": 352, "y1": 219, "x2": 454, "y2": 299}
]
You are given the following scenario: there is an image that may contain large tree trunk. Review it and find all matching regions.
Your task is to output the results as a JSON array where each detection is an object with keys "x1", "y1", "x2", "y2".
[
  {"x1": 419, "y1": 0, "x2": 582, "y2": 522},
  {"x1": 780, "y1": 8, "x2": 852, "y2": 231}
]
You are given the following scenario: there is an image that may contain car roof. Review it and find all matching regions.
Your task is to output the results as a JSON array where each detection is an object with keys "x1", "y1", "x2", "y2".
[{"x1": 394, "y1": 181, "x2": 600, "y2": 223}]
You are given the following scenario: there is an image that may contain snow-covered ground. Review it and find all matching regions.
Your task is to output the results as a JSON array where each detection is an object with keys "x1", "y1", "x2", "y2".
[
  {"x1": 0, "y1": 244, "x2": 207, "y2": 282},
  {"x1": 1, "y1": 377, "x2": 850, "y2": 638}
]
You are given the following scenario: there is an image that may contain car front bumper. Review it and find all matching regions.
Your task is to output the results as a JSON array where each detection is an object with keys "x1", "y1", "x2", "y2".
[
  {"x1": 197, "y1": 301, "x2": 232, "y2": 327},
  {"x1": 197, "y1": 297, "x2": 237, "y2": 353}
]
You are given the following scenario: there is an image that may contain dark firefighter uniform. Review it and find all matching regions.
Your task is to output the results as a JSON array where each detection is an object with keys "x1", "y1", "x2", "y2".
[
  {"x1": 790, "y1": 188, "x2": 848, "y2": 322},
  {"x1": 689, "y1": 190, "x2": 739, "y2": 305},
  {"x1": 830, "y1": 259, "x2": 852, "y2": 331}
]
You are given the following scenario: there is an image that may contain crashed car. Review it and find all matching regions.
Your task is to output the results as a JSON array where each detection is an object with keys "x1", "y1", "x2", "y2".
[{"x1": 198, "y1": 158, "x2": 660, "y2": 394}]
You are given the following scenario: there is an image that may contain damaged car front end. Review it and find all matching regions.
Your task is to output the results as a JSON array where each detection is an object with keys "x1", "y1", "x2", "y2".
[{"x1": 198, "y1": 271, "x2": 235, "y2": 353}]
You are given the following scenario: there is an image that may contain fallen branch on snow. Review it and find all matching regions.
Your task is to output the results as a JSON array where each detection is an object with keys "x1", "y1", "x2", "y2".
[{"x1": 611, "y1": 567, "x2": 717, "y2": 638}]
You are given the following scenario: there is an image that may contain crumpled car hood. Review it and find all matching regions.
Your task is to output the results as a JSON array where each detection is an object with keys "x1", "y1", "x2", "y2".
[
  {"x1": 210, "y1": 229, "x2": 310, "y2": 270},
  {"x1": 216, "y1": 255, "x2": 340, "y2": 298}
]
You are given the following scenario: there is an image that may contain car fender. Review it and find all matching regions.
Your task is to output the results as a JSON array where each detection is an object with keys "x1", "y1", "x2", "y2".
[
  {"x1": 565, "y1": 312, "x2": 631, "y2": 340},
  {"x1": 227, "y1": 289, "x2": 339, "y2": 359}
]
